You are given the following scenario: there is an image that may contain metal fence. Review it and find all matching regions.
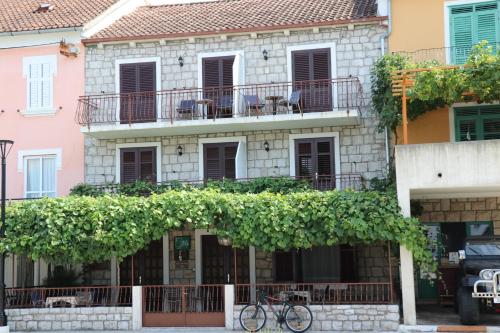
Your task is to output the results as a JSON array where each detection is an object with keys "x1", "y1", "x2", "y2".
[
  {"x1": 76, "y1": 78, "x2": 363, "y2": 127},
  {"x1": 393, "y1": 43, "x2": 499, "y2": 64},
  {"x1": 143, "y1": 285, "x2": 224, "y2": 313},
  {"x1": 5, "y1": 286, "x2": 132, "y2": 309},
  {"x1": 235, "y1": 282, "x2": 393, "y2": 305}
]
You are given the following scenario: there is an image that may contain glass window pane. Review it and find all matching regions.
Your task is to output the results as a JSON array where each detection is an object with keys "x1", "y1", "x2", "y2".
[
  {"x1": 26, "y1": 158, "x2": 41, "y2": 194},
  {"x1": 42, "y1": 157, "x2": 56, "y2": 195}
]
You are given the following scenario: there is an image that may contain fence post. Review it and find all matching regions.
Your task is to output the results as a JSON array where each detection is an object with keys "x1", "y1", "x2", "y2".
[
  {"x1": 132, "y1": 286, "x2": 142, "y2": 330},
  {"x1": 224, "y1": 284, "x2": 234, "y2": 330}
]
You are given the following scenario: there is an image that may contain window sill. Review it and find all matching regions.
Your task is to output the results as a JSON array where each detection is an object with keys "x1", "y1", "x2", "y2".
[{"x1": 20, "y1": 108, "x2": 59, "y2": 117}]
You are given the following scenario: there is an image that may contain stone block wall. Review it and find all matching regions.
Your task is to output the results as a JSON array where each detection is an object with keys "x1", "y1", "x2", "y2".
[
  {"x1": 7, "y1": 307, "x2": 132, "y2": 331},
  {"x1": 83, "y1": 23, "x2": 388, "y2": 185},
  {"x1": 417, "y1": 197, "x2": 500, "y2": 235},
  {"x1": 85, "y1": 125, "x2": 386, "y2": 185},
  {"x1": 169, "y1": 229, "x2": 196, "y2": 285},
  {"x1": 85, "y1": 25, "x2": 384, "y2": 103},
  {"x1": 233, "y1": 304, "x2": 400, "y2": 331}
]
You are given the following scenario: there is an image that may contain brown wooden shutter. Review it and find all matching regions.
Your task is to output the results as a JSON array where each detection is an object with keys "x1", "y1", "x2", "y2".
[
  {"x1": 203, "y1": 142, "x2": 238, "y2": 180},
  {"x1": 121, "y1": 149, "x2": 138, "y2": 184},
  {"x1": 120, "y1": 147, "x2": 156, "y2": 183},
  {"x1": 204, "y1": 146, "x2": 222, "y2": 180},
  {"x1": 202, "y1": 56, "x2": 235, "y2": 88},
  {"x1": 292, "y1": 52, "x2": 311, "y2": 82},
  {"x1": 221, "y1": 57, "x2": 234, "y2": 87},
  {"x1": 295, "y1": 138, "x2": 335, "y2": 189},
  {"x1": 120, "y1": 64, "x2": 138, "y2": 94},
  {"x1": 292, "y1": 49, "x2": 331, "y2": 112},
  {"x1": 119, "y1": 62, "x2": 156, "y2": 123},
  {"x1": 203, "y1": 58, "x2": 221, "y2": 88}
]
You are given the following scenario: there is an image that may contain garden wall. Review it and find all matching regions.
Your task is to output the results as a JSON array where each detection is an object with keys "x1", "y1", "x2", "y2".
[
  {"x1": 6, "y1": 307, "x2": 132, "y2": 331},
  {"x1": 233, "y1": 304, "x2": 400, "y2": 331}
]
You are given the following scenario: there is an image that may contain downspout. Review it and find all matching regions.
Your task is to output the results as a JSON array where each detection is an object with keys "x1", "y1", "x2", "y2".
[{"x1": 379, "y1": 0, "x2": 392, "y2": 173}]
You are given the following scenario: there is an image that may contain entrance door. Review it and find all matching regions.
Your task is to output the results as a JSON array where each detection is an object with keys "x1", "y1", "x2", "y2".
[
  {"x1": 202, "y1": 235, "x2": 249, "y2": 284},
  {"x1": 120, "y1": 239, "x2": 163, "y2": 286}
]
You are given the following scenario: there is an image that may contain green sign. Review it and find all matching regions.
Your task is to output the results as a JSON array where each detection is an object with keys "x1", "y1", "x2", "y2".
[{"x1": 174, "y1": 236, "x2": 191, "y2": 251}]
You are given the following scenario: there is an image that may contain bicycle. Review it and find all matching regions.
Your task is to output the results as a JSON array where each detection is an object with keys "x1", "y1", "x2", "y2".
[{"x1": 239, "y1": 289, "x2": 313, "y2": 332}]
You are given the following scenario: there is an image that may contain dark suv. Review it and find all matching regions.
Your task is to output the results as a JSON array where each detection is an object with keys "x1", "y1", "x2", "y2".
[{"x1": 456, "y1": 237, "x2": 500, "y2": 324}]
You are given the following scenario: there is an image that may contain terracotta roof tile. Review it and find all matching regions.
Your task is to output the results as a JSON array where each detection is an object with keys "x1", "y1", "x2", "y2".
[
  {"x1": 89, "y1": 0, "x2": 380, "y2": 42},
  {"x1": 0, "y1": 0, "x2": 118, "y2": 33}
]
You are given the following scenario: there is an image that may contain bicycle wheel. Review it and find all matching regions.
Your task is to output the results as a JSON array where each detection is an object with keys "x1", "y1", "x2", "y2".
[
  {"x1": 239, "y1": 304, "x2": 267, "y2": 332},
  {"x1": 284, "y1": 304, "x2": 313, "y2": 333}
]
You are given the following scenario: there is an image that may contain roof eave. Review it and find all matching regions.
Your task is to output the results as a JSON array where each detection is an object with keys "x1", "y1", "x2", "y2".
[
  {"x1": 82, "y1": 16, "x2": 388, "y2": 44},
  {"x1": 0, "y1": 26, "x2": 83, "y2": 37}
]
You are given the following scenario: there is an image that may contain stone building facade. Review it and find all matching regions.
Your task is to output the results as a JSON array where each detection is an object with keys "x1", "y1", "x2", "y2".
[
  {"x1": 83, "y1": 24, "x2": 388, "y2": 184},
  {"x1": 81, "y1": 23, "x2": 391, "y2": 287}
]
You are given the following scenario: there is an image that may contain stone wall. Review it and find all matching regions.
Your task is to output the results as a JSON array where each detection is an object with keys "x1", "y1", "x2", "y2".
[
  {"x1": 233, "y1": 304, "x2": 399, "y2": 331},
  {"x1": 85, "y1": 125, "x2": 386, "y2": 185},
  {"x1": 168, "y1": 229, "x2": 196, "y2": 285},
  {"x1": 417, "y1": 197, "x2": 500, "y2": 235},
  {"x1": 84, "y1": 24, "x2": 388, "y2": 184},
  {"x1": 7, "y1": 307, "x2": 132, "y2": 331},
  {"x1": 85, "y1": 24, "x2": 384, "y2": 102}
]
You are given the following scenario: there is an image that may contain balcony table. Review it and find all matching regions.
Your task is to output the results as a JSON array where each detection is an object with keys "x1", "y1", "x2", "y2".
[
  {"x1": 196, "y1": 99, "x2": 213, "y2": 119},
  {"x1": 265, "y1": 95, "x2": 284, "y2": 115},
  {"x1": 45, "y1": 296, "x2": 78, "y2": 308}
]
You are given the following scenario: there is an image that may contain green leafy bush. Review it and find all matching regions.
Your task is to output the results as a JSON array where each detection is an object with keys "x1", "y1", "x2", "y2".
[
  {"x1": 4, "y1": 189, "x2": 435, "y2": 271},
  {"x1": 70, "y1": 178, "x2": 314, "y2": 197}
]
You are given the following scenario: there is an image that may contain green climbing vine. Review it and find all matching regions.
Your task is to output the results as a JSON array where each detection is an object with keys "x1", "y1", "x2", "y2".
[
  {"x1": 371, "y1": 42, "x2": 500, "y2": 134},
  {"x1": 3, "y1": 189, "x2": 435, "y2": 271}
]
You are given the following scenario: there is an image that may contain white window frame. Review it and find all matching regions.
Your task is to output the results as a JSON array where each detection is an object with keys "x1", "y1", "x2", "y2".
[
  {"x1": 198, "y1": 136, "x2": 247, "y2": 180},
  {"x1": 23, "y1": 155, "x2": 58, "y2": 198},
  {"x1": 114, "y1": 57, "x2": 162, "y2": 122},
  {"x1": 115, "y1": 142, "x2": 162, "y2": 184},
  {"x1": 288, "y1": 131, "x2": 341, "y2": 181},
  {"x1": 286, "y1": 43, "x2": 338, "y2": 109},
  {"x1": 22, "y1": 55, "x2": 57, "y2": 115},
  {"x1": 443, "y1": 0, "x2": 494, "y2": 64}
]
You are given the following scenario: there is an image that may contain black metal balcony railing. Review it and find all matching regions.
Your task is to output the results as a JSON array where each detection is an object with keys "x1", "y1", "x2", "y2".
[
  {"x1": 393, "y1": 43, "x2": 499, "y2": 65},
  {"x1": 76, "y1": 78, "x2": 363, "y2": 127}
]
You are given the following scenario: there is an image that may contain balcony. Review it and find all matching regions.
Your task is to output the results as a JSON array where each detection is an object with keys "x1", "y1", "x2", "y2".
[
  {"x1": 76, "y1": 78, "x2": 363, "y2": 139},
  {"x1": 394, "y1": 43, "x2": 499, "y2": 65}
]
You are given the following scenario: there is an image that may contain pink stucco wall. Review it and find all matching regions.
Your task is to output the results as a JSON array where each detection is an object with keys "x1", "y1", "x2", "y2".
[{"x1": 0, "y1": 44, "x2": 85, "y2": 199}]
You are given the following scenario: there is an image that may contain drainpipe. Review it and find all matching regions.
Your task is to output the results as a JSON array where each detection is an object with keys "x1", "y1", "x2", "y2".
[{"x1": 379, "y1": 0, "x2": 392, "y2": 174}]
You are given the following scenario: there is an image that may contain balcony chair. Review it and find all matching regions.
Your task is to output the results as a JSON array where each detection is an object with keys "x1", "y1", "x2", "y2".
[
  {"x1": 176, "y1": 99, "x2": 197, "y2": 120},
  {"x1": 216, "y1": 95, "x2": 234, "y2": 118},
  {"x1": 244, "y1": 95, "x2": 266, "y2": 116},
  {"x1": 278, "y1": 90, "x2": 302, "y2": 114},
  {"x1": 30, "y1": 290, "x2": 46, "y2": 307}
]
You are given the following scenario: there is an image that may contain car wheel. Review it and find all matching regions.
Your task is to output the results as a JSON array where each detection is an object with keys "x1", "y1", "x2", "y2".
[{"x1": 458, "y1": 287, "x2": 480, "y2": 325}]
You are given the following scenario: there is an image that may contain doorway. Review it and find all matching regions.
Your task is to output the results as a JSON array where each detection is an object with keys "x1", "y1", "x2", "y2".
[
  {"x1": 201, "y1": 235, "x2": 249, "y2": 284},
  {"x1": 120, "y1": 239, "x2": 163, "y2": 286}
]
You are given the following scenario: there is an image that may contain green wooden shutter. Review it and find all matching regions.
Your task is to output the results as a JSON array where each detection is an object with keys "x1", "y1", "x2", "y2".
[
  {"x1": 455, "y1": 105, "x2": 500, "y2": 141},
  {"x1": 475, "y1": 2, "x2": 499, "y2": 52},
  {"x1": 450, "y1": 1, "x2": 499, "y2": 64},
  {"x1": 451, "y1": 5, "x2": 474, "y2": 64}
]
